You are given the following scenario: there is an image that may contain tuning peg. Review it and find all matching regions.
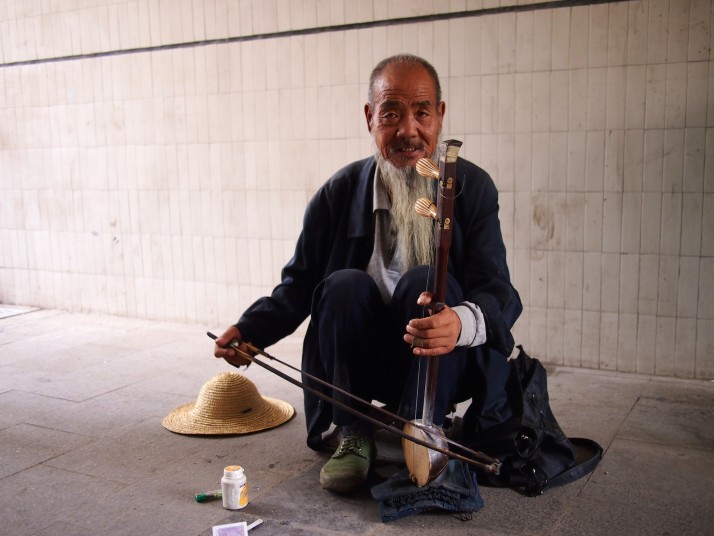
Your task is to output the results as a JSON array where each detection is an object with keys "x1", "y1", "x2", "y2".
[
  {"x1": 416, "y1": 158, "x2": 439, "y2": 179},
  {"x1": 414, "y1": 197, "x2": 437, "y2": 219}
]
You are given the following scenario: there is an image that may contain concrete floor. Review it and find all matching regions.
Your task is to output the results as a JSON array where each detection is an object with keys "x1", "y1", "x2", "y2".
[{"x1": 1, "y1": 308, "x2": 713, "y2": 535}]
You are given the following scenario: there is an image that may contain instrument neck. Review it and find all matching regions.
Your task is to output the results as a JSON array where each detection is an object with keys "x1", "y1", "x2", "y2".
[{"x1": 420, "y1": 139, "x2": 461, "y2": 426}]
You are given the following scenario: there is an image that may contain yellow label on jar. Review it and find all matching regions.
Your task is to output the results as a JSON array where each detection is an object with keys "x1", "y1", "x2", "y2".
[{"x1": 239, "y1": 483, "x2": 249, "y2": 507}]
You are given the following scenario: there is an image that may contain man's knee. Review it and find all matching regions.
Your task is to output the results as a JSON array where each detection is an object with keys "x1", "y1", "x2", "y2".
[{"x1": 318, "y1": 269, "x2": 379, "y2": 306}]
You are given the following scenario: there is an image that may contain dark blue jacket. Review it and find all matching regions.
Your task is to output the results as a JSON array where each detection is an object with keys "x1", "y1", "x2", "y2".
[{"x1": 236, "y1": 156, "x2": 522, "y2": 443}]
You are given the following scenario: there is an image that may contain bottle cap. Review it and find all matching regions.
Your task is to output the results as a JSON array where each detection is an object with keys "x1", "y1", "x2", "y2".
[{"x1": 224, "y1": 465, "x2": 244, "y2": 477}]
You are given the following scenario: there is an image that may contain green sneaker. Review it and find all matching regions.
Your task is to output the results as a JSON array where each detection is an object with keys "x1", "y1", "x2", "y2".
[{"x1": 320, "y1": 433, "x2": 375, "y2": 493}]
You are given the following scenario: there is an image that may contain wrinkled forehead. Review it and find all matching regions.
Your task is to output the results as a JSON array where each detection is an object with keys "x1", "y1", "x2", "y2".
[{"x1": 371, "y1": 65, "x2": 439, "y2": 108}]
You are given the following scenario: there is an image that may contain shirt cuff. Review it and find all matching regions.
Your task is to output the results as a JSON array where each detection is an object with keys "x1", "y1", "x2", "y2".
[{"x1": 453, "y1": 302, "x2": 487, "y2": 348}]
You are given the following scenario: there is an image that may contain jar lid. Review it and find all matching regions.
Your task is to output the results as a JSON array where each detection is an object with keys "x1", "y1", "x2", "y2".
[{"x1": 224, "y1": 465, "x2": 244, "y2": 476}]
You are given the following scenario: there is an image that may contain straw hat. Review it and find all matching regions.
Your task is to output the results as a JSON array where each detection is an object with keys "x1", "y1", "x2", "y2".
[{"x1": 162, "y1": 372, "x2": 295, "y2": 435}]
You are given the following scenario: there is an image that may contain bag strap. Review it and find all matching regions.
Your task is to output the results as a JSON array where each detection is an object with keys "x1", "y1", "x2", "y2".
[{"x1": 540, "y1": 437, "x2": 603, "y2": 493}]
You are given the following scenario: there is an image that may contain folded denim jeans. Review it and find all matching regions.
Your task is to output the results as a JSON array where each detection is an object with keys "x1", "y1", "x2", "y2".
[{"x1": 370, "y1": 459, "x2": 484, "y2": 522}]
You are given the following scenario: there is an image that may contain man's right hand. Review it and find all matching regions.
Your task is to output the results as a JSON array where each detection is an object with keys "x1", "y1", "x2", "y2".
[{"x1": 213, "y1": 326, "x2": 253, "y2": 367}]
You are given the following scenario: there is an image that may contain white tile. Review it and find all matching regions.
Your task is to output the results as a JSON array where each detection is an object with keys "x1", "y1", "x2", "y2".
[
  {"x1": 569, "y1": 5, "x2": 589, "y2": 69},
  {"x1": 551, "y1": 7, "x2": 569, "y2": 70},
  {"x1": 581, "y1": 310, "x2": 600, "y2": 369},
  {"x1": 565, "y1": 192, "x2": 585, "y2": 251},
  {"x1": 515, "y1": 11, "x2": 533, "y2": 73},
  {"x1": 528, "y1": 306, "x2": 547, "y2": 359},
  {"x1": 619, "y1": 253, "x2": 640, "y2": 313},
  {"x1": 602, "y1": 192, "x2": 622, "y2": 253},
  {"x1": 464, "y1": 17, "x2": 482, "y2": 76},
  {"x1": 677, "y1": 255, "x2": 700, "y2": 318},
  {"x1": 646, "y1": 0, "x2": 669, "y2": 63},
  {"x1": 563, "y1": 309, "x2": 583, "y2": 367},
  {"x1": 497, "y1": 12, "x2": 516, "y2": 73},
  {"x1": 604, "y1": 129, "x2": 624, "y2": 192},
  {"x1": 625, "y1": 65, "x2": 646, "y2": 129},
  {"x1": 707, "y1": 129, "x2": 714, "y2": 191},
  {"x1": 588, "y1": 3, "x2": 609, "y2": 68},
  {"x1": 615, "y1": 312, "x2": 637, "y2": 372},
  {"x1": 683, "y1": 128, "x2": 706, "y2": 191},
  {"x1": 638, "y1": 253, "x2": 659, "y2": 313},
  {"x1": 696, "y1": 320, "x2": 714, "y2": 378},
  {"x1": 584, "y1": 192, "x2": 603, "y2": 252},
  {"x1": 701, "y1": 193, "x2": 714, "y2": 257},
  {"x1": 546, "y1": 307, "x2": 564, "y2": 365},
  {"x1": 623, "y1": 129, "x2": 644, "y2": 191},
  {"x1": 586, "y1": 67, "x2": 606, "y2": 131},
  {"x1": 498, "y1": 74, "x2": 515, "y2": 134},
  {"x1": 660, "y1": 193, "x2": 683, "y2": 255},
  {"x1": 599, "y1": 311, "x2": 619, "y2": 370},
  {"x1": 681, "y1": 193, "x2": 703, "y2": 256},
  {"x1": 657, "y1": 254, "x2": 679, "y2": 314},
  {"x1": 585, "y1": 130, "x2": 605, "y2": 192},
  {"x1": 549, "y1": 133, "x2": 567, "y2": 191},
  {"x1": 530, "y1": 249, "x2": 547, "y2": 308},
  {"x1": 449, "y1": 76, "x2": 466, "y2": 135},
  {"x1": 674, "y1": 318, "x2": 697, "y2": 378},
  {"x1": 547, "y1": 249, "x2": 565, "y2": 307},
  {"x1": 606, "y1": 66, "x2": 626, "y2": 130},
  {"x1": 607, "y1": 1, "x2": 629, "y2": 66},
  {"x1": 567, "y1": 131, "x2": 587, "y2": 192},
  {"x1": 667, "y1": 0, "x2": 691, "y2": 63},
  {"x1": 643, "y1": 129, "x2": 665, "y2": 192},
  {"x1": 645, "y1": 64, "x2": 666, "y2": 129},
  {"x1": 621, "y1": 192, "x2": 642, "y2": 253},
  {"x1": 532, "y1": 9, "x2": 551, "y2": 71},
  {"x1": 497, "y1": 133, "x2": 515, "y2": 191},
  {"x1": 686, "y1": 62, "x2": 709, "y2": 127},
  {"x1": 665, "y1": 62, "x2": 688, "y2": 129},
  {"x1": 582, "y1": 251, "x2": 601, "y2": 310},
  {"x1": 655, "y1": 316, "x2": 676, "y2": 376},
  {"x1": 531, "y1": 133, "x2": 549, "y2": 191},
  {"x1": 700, "y1": 247, "x2": 714, "y2": 318},
  {"x1": 601, "y1": 252, "x2": 620, "y2": 312},
  {"x1": 640, "y1": 192, "x2": 662, "y2": 254},
  {"x1": 481, "y1": 74, "x2": 498, "y2": 133},
  {"x1": 688, "y1": 0, "x2": 712, "y2": 61},
  {"x1": 514, "y1": 192, "x2": 531, "y2": 249},
  {"x1": 514, "y1": 73, "x2": 532, "y2": 132},
  {"x1": 636, "y1": 313, "x2": 656, "y2": 374},
  {"x1": 550, "y1": 71, "x2": 568, "y2": 132},
  {"x1": 564, "y1": 251, "x2": 583, "y2": 310}
]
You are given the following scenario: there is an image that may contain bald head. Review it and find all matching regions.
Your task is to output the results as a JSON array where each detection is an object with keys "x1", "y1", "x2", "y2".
[{"x1": 367, "y1": 54, "x2": 442, "y2": 107}]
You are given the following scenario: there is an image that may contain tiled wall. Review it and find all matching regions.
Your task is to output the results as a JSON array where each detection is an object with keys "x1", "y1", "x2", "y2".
[{"x1": 0, "y1": 0, "x2": 712, "y2": 379}]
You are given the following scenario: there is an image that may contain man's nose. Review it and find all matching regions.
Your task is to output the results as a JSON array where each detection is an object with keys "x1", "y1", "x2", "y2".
[{"x1": 397, "y1": 114, "x2": 419, "y2": 138}]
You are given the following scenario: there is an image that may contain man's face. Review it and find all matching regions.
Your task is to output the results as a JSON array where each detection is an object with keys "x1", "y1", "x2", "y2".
[{"x1": 365, "y1": 64, "x2": 445, "y2": 169}]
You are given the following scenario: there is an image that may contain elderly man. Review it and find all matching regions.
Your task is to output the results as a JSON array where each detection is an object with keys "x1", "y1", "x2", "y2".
[{"x1": 214, "y1": 54, "x2": 521, "y2": 493}]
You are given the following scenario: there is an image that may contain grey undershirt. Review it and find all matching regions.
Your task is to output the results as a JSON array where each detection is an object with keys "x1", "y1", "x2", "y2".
[{"x1": 365, "y1": 171, "x2": 486, "y2": 348}]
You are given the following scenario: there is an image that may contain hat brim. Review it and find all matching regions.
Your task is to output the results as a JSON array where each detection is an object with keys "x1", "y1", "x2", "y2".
[{"x1": 162, "y1": 395, "x2": 295, "y2": 435}]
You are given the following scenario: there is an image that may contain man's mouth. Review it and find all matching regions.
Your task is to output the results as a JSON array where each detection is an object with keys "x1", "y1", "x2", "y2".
[{"x1": 390, "y1": 145, "x2": 425, "y2": 159}]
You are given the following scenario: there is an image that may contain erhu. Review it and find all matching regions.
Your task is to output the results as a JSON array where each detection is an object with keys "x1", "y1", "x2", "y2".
[{"x1": 402, "y1": 139, "x2": 462, "y2": 486}]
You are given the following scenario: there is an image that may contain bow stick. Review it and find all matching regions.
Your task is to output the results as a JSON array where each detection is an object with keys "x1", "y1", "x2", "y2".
[{"x1": 207, "y1": 331, "x2": 501, "y2": 474}]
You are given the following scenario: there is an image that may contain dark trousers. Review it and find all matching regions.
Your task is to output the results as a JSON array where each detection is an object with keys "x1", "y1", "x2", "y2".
[{"x1": 310, "y1": 266, "x2": 471, "y2": 429}]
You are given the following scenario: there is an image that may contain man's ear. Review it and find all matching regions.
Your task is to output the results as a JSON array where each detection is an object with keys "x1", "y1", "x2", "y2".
[
  {"x1": 364, "y1": 103, "x2": 374, "y2": 133},
  {"x1": 437, "y1": 101, "x2": 446, "y2": 131}
]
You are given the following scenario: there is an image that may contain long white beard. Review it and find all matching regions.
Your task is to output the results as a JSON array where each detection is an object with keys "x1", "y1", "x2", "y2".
[{"x1": 375, "y1": 154, "x2": 436, "y2": 272}]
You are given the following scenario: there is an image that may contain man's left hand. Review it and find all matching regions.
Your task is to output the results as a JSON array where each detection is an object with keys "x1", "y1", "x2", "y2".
[{"x1": 404, "y1": 291, "x2": 461, "y2": 356}]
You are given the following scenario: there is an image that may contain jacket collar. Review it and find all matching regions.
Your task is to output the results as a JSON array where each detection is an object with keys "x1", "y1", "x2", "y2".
[{"x1": 347, "y1": 157, "x2": 377, "y2": 238}]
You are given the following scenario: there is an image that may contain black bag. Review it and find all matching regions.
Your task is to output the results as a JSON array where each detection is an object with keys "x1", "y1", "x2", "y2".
[{"x1": 461, "y1": 345, "x2": 602, "y2": 496}]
